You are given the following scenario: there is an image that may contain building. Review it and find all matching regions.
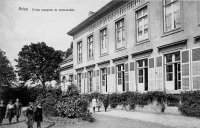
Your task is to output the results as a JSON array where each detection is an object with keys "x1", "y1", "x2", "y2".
[
  {"x1": 64, "y1": 0, "x2": 200, "y2": 94},
  {"x1": 59, "y1": 54, "x2": 73, "y2": 92}
]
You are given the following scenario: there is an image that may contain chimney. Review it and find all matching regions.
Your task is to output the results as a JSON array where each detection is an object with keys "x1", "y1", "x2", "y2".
[{"x1": 89, "y1": 11, "x2": 95, "y2": 17}]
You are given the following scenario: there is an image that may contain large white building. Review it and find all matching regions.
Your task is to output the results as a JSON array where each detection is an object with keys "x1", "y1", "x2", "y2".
[{"x1": 60, "y1": 0, "x2": 200, "y2": 94}]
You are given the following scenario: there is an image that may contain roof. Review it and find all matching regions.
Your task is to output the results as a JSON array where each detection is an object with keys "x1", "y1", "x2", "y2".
[
  {"x1": 59, "y1": 54, "x2": 73, "y2": 65},
  {"x1": 67, "y1": 0, "x2": 129, "y2": 36}
]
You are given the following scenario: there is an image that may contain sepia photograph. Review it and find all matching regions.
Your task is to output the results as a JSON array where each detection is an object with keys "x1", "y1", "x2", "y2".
[{"x1": 0, "y1": 0, "x2": 200, "y2": 127}]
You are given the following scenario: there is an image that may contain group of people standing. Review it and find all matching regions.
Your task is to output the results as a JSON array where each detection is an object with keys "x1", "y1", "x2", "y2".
[
  {"x1": 91, "y1": 95, "x2": 109, "y2": 113},
  {"x1": 0, "y1": 99, "x2": 22, "y2": 125},
  {"x1": 0, "y1": 99, "x2": 43, "y2": 128}
]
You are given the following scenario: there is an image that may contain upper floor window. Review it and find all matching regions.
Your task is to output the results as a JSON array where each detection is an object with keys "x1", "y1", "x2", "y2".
[
  {"x1": 87, "y1": 35, "x2": 94, "y2": 59},
  {"x1": 163, "y1": 0, "x2": 181, "y2": 32},
  {"x1": 136, "y1": 6, "x2": 148, "y2": 42},
  {"x1": 77, "y1": 41, "x2": 82, "y2": 63},
  {"x1": 115, "y1": 18, "x2": 125, "y2": 49},
  {"x1": 100, "y1": 28, "x2": 108, "y2": 55}
]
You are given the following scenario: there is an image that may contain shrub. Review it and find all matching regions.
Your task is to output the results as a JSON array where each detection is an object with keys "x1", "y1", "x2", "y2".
[
  {"x1": 179, "y1": 91, "x2": 200, "y2": 117},
  {"x1": 109, "y1": 93, "x2": 120, "y2": 108}
]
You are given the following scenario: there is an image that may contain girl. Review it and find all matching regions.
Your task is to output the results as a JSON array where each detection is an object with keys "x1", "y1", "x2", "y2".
[
  {"x1": 26, "y1": 102, "x2": 34, "y2": 128},
  {"x1": 5, "y1": 100, "x2": 15, "y2": 124},
  {"x1": 34, "y1": 103, "x2": 43, "y2": 128}
]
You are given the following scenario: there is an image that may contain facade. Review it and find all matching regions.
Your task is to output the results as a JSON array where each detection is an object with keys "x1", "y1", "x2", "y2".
[
  {"x1": 59, "y1": 54, "x2": 74, "y2": 93},
  {"x1": 66, "y1": 0, "x2": 200, "y2": 94}
]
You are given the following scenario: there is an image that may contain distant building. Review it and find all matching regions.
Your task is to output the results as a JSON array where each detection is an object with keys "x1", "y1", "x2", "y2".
[
  {"x1": 58, "y1": 54, "x2": 73, "y2": 93},
  {"x1": 64, "y1": 0, "x2": 200, "y2": 94}
]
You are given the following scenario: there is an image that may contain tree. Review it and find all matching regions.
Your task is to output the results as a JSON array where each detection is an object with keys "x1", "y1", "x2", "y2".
[
  {"x1": 0, "y1": 49, "x2": 16, "y2": 86},
  {"x1": 65, "y1": 42, "x2": 73, "y2": 58},
  {"x1": 15, "y1": 42, "x2": 63, "y2": 87}
]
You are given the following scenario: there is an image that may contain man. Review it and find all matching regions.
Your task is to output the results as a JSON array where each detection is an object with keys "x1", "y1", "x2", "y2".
[{"x1": 14, "y1": 99, "x2": 22, "y2": 122}]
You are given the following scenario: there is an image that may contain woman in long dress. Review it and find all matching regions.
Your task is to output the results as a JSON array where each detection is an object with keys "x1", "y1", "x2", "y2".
[
  {"x1": 26, "y1": 102, "x2": 34, "y2": 128},
  {"x1": 34, "y1": 103, "x2": 43, "y2": 128},
  {"x1": 0, "y1": 100, "x2": 6, "y2": 126},
  {"x1": 5, "y1": 100, "x2": 15, "y2": 124},
  {"x1": 14, "y1": 98, "x2": 22, "y2": 122},
  {"x1": 91, "y1": 97, "x2": 97, "y2": 113}
]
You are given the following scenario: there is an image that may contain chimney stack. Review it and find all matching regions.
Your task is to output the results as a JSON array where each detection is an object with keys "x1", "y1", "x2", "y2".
[{"x1": 89, "y1": 11, "x2": 95, "y2": 17}]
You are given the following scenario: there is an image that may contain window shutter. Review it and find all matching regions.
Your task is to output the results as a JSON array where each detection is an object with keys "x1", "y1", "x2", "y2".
[
  {"x1": 130, "y1": 62, "x2": 134, "y2": 71},
  {"x1": 125, "y1": 63, "x2": 129, "y2": 72},
  {"x1": 124, "y1": 63, "x2": 129, "y2": 91},
  {"x1": 74, "y1": 74, "x2": 77, "y2": 80},
  {"x1": 93, "y1": 70, "x2": 96, "y2": 77},
  {"x1": 191, "y1": 48, "x2": 200, "y2": 90},
  {"x1": 148, "y1": 58, "x2": 156, "y2": 91},
  {"x1": 156, "y1": 56, "x2": 163, "y2": 91},
  {"x1": 108, "y1": 67, "x2": 110, "y2": 75},
  {"x1": 97, "y1": 70, "x2": 100, "y2": 76},
  {"x1": 112, "y1": 66, "x2": 115, "y2": 74},
  {"x1": 181, "y1": 50, "x2": 190, "y2": 90}
]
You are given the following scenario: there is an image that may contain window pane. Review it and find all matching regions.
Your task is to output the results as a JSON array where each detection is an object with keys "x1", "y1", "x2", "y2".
[
  {"x1": 138, "y1": 60, "x2": 143, "y2": 67},
  {"x1": 166, "y1": 54, "x2": 172, "y2": 63},
  {"x1": 139, "y1": 77, "x2": 143, "y2": 83},
  {"x1": 139, "y1": 69, "x2": 143, "y2": 76},
  {"x1": 143, "y1": 6, "x2": 148, "y2": 15},
  {"x1": 137, "y1": 9, "x2": 143, "y2": 19},
  {"x1": 174, "y1": 10, "x2": 181, "y2": 29},
  {"x1": 165, "y1": 14, "x2": 172, "y2": 31},
  {"x1": 118, "y1": 79, "x2": 122, "y2": 85},
  {"x1": 144, "y1": 59, "x2": 148, "y2": 66},
  {"x1": 175, "y1": 52, "x2": 180, "y2": 61},
  {"x1": 166, "y1": 65, "x2": 173, "y2": 72},
  {"x1": 118, "y1": 73, "x2": 122, "y2": 78},
  {"x1": 178, "y1": 72, "x2": 181, "y2": 80},
  {"x1": 173, "y1": 1, "x2": 180, "y2": 12},
  {"x1": 167, "y1": 73, "x2": 173, "y2": 81}
]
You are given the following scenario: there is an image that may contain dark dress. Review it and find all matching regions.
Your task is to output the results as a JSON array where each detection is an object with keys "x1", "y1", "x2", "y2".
[
  {"x1": 14, "y1": 102, "x2": 22, "y2": 117},
  {"x1": 26, "y1": 107, "x2": 34, "y2": 125},
  {"x1": 0, "y1": 105, "x2": 6, "y2": 123},
  {"x1": 34, "y1": 107, "x2": 43, "y2": 122}
]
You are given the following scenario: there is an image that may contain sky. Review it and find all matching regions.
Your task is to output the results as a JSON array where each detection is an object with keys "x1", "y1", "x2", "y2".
[{"x1": 0, "y1": 0, "x2": 110, "y2": 67}]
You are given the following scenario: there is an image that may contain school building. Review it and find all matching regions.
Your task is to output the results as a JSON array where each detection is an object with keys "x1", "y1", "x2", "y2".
[{"x1": 59, "y1": 0, "x2": 200, "y2": 94}]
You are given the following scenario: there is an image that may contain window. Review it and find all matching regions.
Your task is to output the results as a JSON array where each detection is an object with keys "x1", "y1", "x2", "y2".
[
  {"x1": 136, "y1": 6, "x2": 148, "y2": 42},
  {"x1": 115, "y1": 18, "x2": 125, "y2": 49},
  {"x1": 117, "y1": 64, "x2": 125, "y2": 91},
  {"x1": 100, "y1": 28, "x2": 108, "y2": 55},
  {"x1": 137, "y1": 59, "x2": 148, "y2": 91},
  {"x1": 87, "y1": 35, "x2": 94, "y2": 59},
  {"x1": 69, "y1": 74, "x2": 73, "y2": 84},
  {"x1": 163, "y1": 0, "x2": 181, "y2": 32},
  {"x1": 77, "y1": 73, "x2": 82, "y2": 93},
  {"x1": 77, "y1": 41, "x2": 82, "y2": 63},
  {"x1": 101, "y1": 68, "x2": 107, "y2": 92},
  {"x1": 88, "y1": 71, "x2": 93, "y2": 92}
]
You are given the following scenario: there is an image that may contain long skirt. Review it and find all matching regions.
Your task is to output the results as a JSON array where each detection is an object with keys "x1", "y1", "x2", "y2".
[{"x1": 26, "y1": 115, "x2": 34, "y2": 125}]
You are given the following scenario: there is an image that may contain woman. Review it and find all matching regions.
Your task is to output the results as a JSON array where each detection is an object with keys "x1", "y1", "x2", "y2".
[
  {"x1": 96, "y1": 98, "x2": 101, "y2": 112},
  {"x1": 91, "y1": 97, "x2": 97, "y2": 113},
  {"x1": 5, "y1": 100, "x2": 15, "y2": 124},
  {"x1": 103, "y1": 95, "x2": 109, "y2": 112},
  {"x1": 14, "y1": 98, "x2": 22, "y2": 122},
  {"x1": 0, "y1": 100, "x2": 6, "y2": 126},
  {"x1": 26, "y1": 102, "x2": 34, "y2": 128},
  {"x1": 34, "y1": 103, "x2": 43, "y2": 128}
]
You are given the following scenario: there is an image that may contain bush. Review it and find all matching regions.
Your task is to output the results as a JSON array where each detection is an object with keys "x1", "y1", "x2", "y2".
[
  {"x1": 109, "y1": 93, "x2": 120, "y2": 108},
  {"x1": 179, "y1": 91, "x2": 200, "y2": 117}
]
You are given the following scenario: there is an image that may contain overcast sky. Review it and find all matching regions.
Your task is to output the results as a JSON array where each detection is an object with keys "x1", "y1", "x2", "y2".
[{"x1": 0, "y1": 0, "x2": 110, "y2": 67}]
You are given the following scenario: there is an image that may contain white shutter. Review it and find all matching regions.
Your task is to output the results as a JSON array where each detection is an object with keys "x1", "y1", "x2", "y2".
[
  {"x1": 156, "y1": 56, "x2": 164, "y2": 91},
  {"x1": 81, "y1": 73, "x2": 84, "y2": 93},
  {"x1": 96, "y1": 70, "x2": 100, "y2": 93},
  {"x1": 129, "y1": 61, "x2": 136, "y2": 91},
  {"x1": 125, "y1": 63, "x2": 129, "y2": 92},
  {"x1": 191, "y1": 47, "x2": 200, "y2": 90},
  {"x1": 181, "y1": 50, "x2": 190, "y2": 90},
  {"x1": 148, "y1": 58, "x2": 156, "y2": 91}
]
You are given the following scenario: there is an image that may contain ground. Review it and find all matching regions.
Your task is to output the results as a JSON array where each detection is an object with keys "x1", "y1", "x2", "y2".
[{"x1": 0, "y1": 114, "x2": 173, "y2": 128}]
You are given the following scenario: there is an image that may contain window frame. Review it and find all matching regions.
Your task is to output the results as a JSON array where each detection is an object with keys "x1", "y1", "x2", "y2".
[
  {"x1": 135, "y1": 3, "x2": 149, "y2": 43},
  {"x1": 162, "y1": 0, "x2": 183, "y2": 36},
  {"x1": 115, "y1": 17, "x2": 126, "y2": 51},
  {"x1": 88, "y1": 70, "x2": 93, "y2": 93},
  {"x1": 77, "y1": 41, "x2": 82, "y2": 64},
  {"x1": 77, "y1": 73, "x2": 82, "y2": 93},
  {"x1": 100, "y1": 67, "x2": 108, "y2": 92},
  {"x1": 87, "y1": 35, "x2": 94, "y2": 60},
  {"x1": 100, "y1": 27, "x2": 108, "y2": 56}
]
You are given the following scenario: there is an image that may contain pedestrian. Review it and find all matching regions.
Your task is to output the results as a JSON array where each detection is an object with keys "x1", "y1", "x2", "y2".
[
  {"x1": 96, "y1": 97, "x2": 101, "y2": 112},
  {"x1": 34, "y1": 103, "x2": 43, "y2": 128},
  {"x1": 5, "y1": 100, "x2": 15, "y2": 124},
  {"x1": 0, "y1": 100, "x2": 6, "y2": 126},
  {"x1": 26, "y1": 102, "x2": 34, "y2": 128},
  {"x1": 103, "y1": 95, "x2": 109, "y2": 112},
  {"x1": 91, "y1": 97, "x2": 97, "y2": 113},
  {"x1": 14, "y1": 98, "x2": 22, "y2": 122}
]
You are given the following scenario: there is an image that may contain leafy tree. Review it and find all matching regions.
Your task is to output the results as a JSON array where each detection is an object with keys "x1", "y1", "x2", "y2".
[
  {"x1": 15, "y1": 42, "x2": 63, "y2": 87},
  {"x1": 65, "y1": 42, "x2": 73, "y2": 58},
  {"x1": 0, "y1": 49, "x2": 16, "y2": 86}
]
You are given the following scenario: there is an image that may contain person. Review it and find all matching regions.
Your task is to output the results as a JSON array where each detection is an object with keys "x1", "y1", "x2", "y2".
[
  {"x1": 5, "y1": 100, "x2": 15, "y2": 124},
  {"x1": 96, "y1": 97, "x2": 101, "y2": 112},
  {"x1": 91, "y1": 97, "x2": 97, "y2": 113},
  {"x1": 34, "y1": 103, "x2": 43, "y2": 128},
  {"x1": 14, "y1": 98, "x2": 22, "y2": 122},
  {"x1": 103, "y1": 95, "x2": 109, "y2": 112},
  {"x1": 26, "y1": 102, "x2": 34, "y2": 128},
  {"x1": 0, "y1": 100, "x2": 6, "y2": 126}
]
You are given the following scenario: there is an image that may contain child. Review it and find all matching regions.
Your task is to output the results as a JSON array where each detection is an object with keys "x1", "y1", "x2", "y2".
[{"x1": 34, "y1": 103, "x2": 43, "y2": 128}]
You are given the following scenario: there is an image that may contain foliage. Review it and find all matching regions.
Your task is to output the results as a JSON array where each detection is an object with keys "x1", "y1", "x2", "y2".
[
  {"x1": 179, "y1": 91, "x2": 200, "y2": 117},
  {"x1": 15, "y1": 42, "x2": 63, "y2": 86},
  {"x1": 65, "y1": 42, "x2": 73, "y2": 59},
  {"x1": 109, "y1": 93, "x2": 120, "y2": 108},
  {"x1": 0, "y1": 49, "x2": 16, "y2": 86}
]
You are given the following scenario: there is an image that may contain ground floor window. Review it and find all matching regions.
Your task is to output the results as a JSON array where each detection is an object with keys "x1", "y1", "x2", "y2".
[
  {"x1": 165, "y1": 51, "x2": 181, "y2": 90},
  {"x1": 69, "y1": 74, "x2": 73, "y2": 85},
  {"x1": 117, "y1": 64, "x2": 125, "y2": 91},
  {"x1": 137, "y1": 59, "x2": 148, "y2": 91},
  {"x1": 101, "y1": 67, "x2": 107, "y2": 92},
  {"x1": 77, "y1": 73, "x2": 82, "y2": 93},
  {"x1": 88, "y1": 71, "x2": 93, "y2": 92}
]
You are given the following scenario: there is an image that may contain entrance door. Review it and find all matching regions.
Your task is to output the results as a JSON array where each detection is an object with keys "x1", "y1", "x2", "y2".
[
  {"x1": 137, "y1": 59, "x2": 148, "y2": 92},
  {"x1": 117, "y1": 64, "x2": 125, "y2": 92},
  {"x1": 165, "y1": 52, "x2": 181, "y2": 91}
]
